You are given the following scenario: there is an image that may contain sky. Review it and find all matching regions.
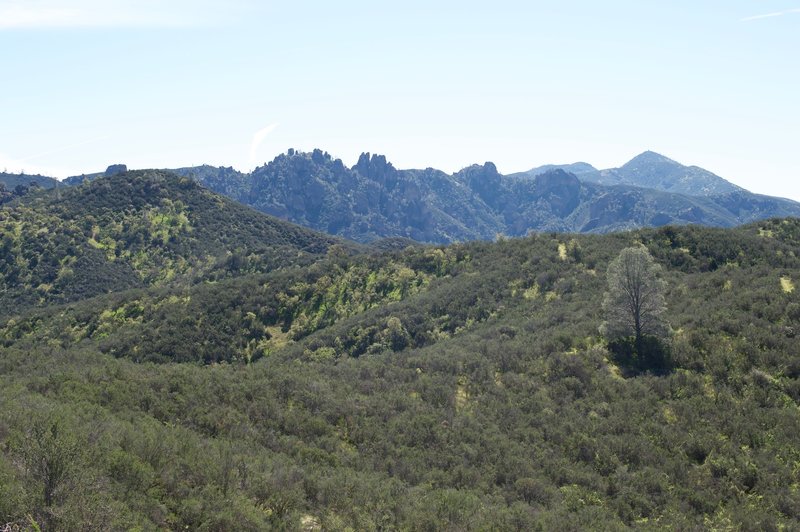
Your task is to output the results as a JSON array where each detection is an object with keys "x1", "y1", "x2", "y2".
[{"x1": 1, "y1": 0, "x2": 799, "y2": 200}]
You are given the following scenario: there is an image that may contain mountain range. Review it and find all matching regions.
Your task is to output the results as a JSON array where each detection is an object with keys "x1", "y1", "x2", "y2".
[
  {"x1": 178, "y1": 149, "x2": 800, "y2": 242},
  {"x1": 3, "y1": 150, "x2": 799, "y2": 243}
]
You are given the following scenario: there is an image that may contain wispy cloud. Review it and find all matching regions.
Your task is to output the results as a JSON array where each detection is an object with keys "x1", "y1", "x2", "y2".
[
  {"x1": 0, "y1": 0, "x2": 243, "y2": 29},
  {"x1": 249, "y1": 124, "x2": 279, "y2": 166},
  {"x1": 741, "y1": 8, "x2": 800, "y2": 22}
]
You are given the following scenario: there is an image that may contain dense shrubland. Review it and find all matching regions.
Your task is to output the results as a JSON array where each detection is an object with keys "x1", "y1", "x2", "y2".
[
  {"x1": 0, "y1": 170, "x2": 344, "y2": 315},
  {"x1": 1, "y1": 174, "x2": 800, "y2": 529}
]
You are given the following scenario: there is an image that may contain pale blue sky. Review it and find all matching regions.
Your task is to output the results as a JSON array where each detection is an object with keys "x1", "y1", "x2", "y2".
[{"x1": 1, "y1": 1, "x2": 798, "y2": 200}]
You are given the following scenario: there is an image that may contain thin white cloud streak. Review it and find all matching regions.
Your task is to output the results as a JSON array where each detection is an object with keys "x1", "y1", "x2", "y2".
[
  {"x1": 249, "y1": 124, "x2": 279, "y2": 166},
  {"x1": 741, "y1": 8, "x2": 800, "y2": 22},
  {"x1": 0, "y1": 0, "x2": 240, "y2": 29}
]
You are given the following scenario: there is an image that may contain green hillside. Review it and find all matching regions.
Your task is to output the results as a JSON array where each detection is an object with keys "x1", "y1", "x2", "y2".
[
  {"x1": 0, "y1": 171, "x2": 61, "y2": 191},
  {"x1": 2, "y1": 176, "x2": 800, "y2": 529},
  {"x1": 0, "y1": 170, "x2": 344, "y2": 314}
]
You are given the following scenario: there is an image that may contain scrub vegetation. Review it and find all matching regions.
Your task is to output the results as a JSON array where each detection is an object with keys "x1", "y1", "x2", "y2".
[{"x1": 2, "y1": 172, "x2": 800, "y2": 530}]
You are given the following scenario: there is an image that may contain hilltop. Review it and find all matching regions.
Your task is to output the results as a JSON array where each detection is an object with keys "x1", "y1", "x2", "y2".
[
  {"x1": 0, "y1": 169, "x2": 345, "y2": 314},
  {"x1": 0, "y1": 171, "x2": 61, "y2": 191}
]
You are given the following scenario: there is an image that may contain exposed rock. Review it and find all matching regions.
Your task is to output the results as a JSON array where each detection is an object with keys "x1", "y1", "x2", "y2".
[
  {"x1": 104, "y1": 164, "x2": 128, "y2": 176},
  {"x1": 532, "y1": 170, "x2": 581, "y2": 216},
  {"x1": 353, "y1": 152, "x2": 399, "y2": 189}
]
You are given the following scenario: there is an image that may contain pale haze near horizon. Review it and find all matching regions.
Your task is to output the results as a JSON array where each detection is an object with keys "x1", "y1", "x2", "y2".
[{"x1": 1, "y1": 1, "x2": 798, "y2": 201}]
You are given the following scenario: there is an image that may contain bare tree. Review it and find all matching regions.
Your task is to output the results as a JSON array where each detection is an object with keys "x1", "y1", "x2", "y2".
[{"x1": 601, "y1": 246, "x2": 668, "y2": 357}]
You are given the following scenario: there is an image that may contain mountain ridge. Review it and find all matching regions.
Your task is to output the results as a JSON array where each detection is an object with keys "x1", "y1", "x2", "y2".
[
  {"x1": 195, "y1": 152, "x2": 800, "y2": 242},
  {"x1": 513, "y1": 150, "x2": 743, "y2": 197},
  {"x1": 18, "y1": 150, "x2": 800, "y2": 243}
]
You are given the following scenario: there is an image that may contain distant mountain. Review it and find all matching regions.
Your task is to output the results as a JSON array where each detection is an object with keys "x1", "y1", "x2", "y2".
[
  {"x1": 238, "y1": 149, "x2": 503, "y2": 243},
  {"x1": 172, "y1": 164, "x2": 250, "y2": 201},
  {"x1": 507, "y1": 162, "x2": 600, "y2": 180},
  {"x1": 191, "y1": 150, "x2": 797, "y2": 242},
  {"x1": 522, "y1": 151, "x2": 743, "y2": 197},
  {"x1": 457, "y1": 165, "x2": 752, "y2": 234}
]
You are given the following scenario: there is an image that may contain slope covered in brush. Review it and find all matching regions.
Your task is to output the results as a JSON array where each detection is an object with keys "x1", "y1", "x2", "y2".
[
  {"x1": 1, "y1": 218, "x2": 800, "y2": 529},
  {"x1": 0, "y1": 169, "x2": 344, "y2": 314},
  {"x1": 0, "y1": 171, "x2": 61, "y2": 190}
]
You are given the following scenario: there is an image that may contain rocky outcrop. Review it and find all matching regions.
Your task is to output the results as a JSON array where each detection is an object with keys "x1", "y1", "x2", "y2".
[
  {"x1": 104, "y1": 164, "x2": 128, "y2": 176},
  {"x1": 531, "y1": 170, "x2": 582, "y2": 217}
]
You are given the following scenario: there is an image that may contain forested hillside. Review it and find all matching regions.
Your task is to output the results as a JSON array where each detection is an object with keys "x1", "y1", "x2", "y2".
[
  {"x1": 1, "y1": 172, "x2": 799, "y2": 529},
  {"x1": 0, "y1": 172, "x2": 61, "y2": 191},
  {"x1": 0, "y1": 169, "x2": 344, "y2": 314}
]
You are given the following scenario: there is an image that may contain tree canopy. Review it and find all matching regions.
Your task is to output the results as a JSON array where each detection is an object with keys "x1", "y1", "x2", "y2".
[{"x1": 601, "y1": 245, "x2": 668, "y2": 363}]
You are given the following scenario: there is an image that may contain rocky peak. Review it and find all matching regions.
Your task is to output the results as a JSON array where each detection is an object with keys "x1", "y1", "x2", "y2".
[
  {"x1": 311, "y1": 148, "x2": 333, "y2": 164},
  {"x1": 454, "y1": 162, "x2": 503, "y2": 207},
  {"x1": 533, "y1": 168, "x2": 581, "y2": 190},
  {"x1": 353, "y1": 152, "x2": 398, "y2": 188},
  {"x1": 626, "y1": 150, "x2": 675, "y2": 165},
  {"x1": 457, "y1": 162, "x2": 501, "y2": 186},
  {"x1": 614, "y1": 151, "x2": 741, "y2": 196},
  {"x1": 532, "y1": 169, "x2": 582, "y2": 216},
  {"x1": 619, "y1": 151, "x2": 680, "y2": 175},
  {"x1": 104, "y1": 164, "x2": 127, "y2": 176}
]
